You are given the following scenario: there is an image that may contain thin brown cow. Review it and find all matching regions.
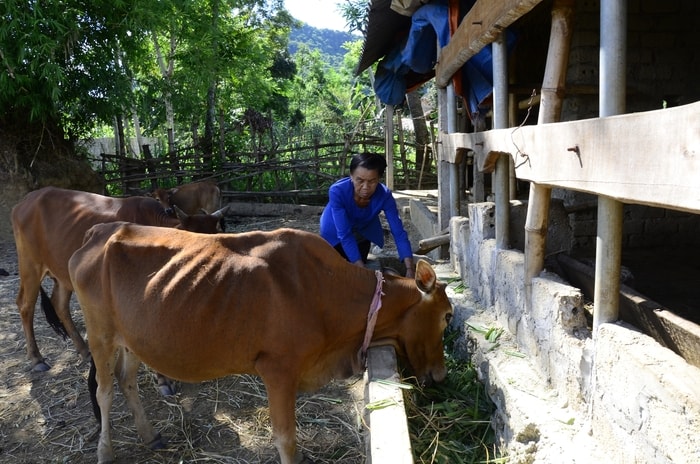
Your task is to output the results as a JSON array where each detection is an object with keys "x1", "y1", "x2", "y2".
[
  {"x1": 151, "y1": 180, "x2": 221, "y2": 215},
  {"x1": 10, "y1": 186, "x2": 228, "y2": 373},
  {"x1": 68, "y1": 222, "x2": 452, "y2": 464}
]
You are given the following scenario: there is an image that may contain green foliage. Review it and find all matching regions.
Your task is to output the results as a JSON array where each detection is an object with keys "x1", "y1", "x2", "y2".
[
  {"x1": 405, "y1": 347, "x2": 504, "y2": 464},
  {"x1": 2, "y1": 0, "x2": 424, "y2": 189},
  {"x1": 338, "y1": 0, "x2": 370, "y2": 34},
  {"x1": 288, "y1": 24, "x2": 356, "y2": 68},
  {"x1": 0, "y1": 0, "x2": 127, "y2": 126},
  {"x1": 1, "y1": 0, "x2": 297, "y2": 139},
  {"x1": 285, "y1": 35, "x2": 376, "y2": 142}
]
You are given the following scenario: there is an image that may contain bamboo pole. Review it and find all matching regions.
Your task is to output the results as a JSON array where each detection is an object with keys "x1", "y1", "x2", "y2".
[
  {"x1": 524, "y1": 0, "x2": 575, "y2": 307},
  {"x1": 415, "y1": 233, "x2": 451, "y2": 255},
  {"x1": 385, "y1": 104, "x2": 395, "y2": 190}
]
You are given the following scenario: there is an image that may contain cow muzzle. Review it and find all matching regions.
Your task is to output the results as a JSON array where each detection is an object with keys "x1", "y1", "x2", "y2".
[{"x1": 416, "y1": 364, "x2": 447, "y2": 387}]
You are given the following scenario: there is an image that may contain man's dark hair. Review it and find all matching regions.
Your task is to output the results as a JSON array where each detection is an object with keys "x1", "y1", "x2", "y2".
[{"x1": 349, "y1": 152, "x2": 387, "y2": 177}]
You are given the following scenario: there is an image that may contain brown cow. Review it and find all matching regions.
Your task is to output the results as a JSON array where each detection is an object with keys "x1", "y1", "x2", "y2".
[
  {"x1": 68, "y1": 222, "x2": 452, "y2": 464},
  {"x1": 151, "y1": 180, "x2": 221, "y2": 215},
  {"x1": 10, "y1": 186, "x2": 228, "y2": 373}
]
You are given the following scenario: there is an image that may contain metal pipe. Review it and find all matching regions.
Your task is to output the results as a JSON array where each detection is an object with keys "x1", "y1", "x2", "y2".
[
  {"x1": 447, "y1": 83, "x2": 460, "y2": 219},
  {"x1": 436, "y1": 86, "x2": 452, "y2": 234},
  {"x1": 493, "y1": 33, "x2": 510, "y2": 249},
  {"x1": 600, "y1": 0, "x2": 627, "y2": 118},
  {"x1": 593, "y1": 197, "x2": 624, "y2": 330},
  {"x1": 492, "y1": 35, "x2": 509, "y2": 130},
  {"x1": 593, "y1": 0, "x2": 627, "y2": 332}
]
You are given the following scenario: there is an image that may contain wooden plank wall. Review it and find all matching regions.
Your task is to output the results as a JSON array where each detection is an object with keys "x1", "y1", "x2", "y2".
[
  {"x1": 441, "y1": 101, "x2": 700, "y2": 213},
  {"x1": 435, "y1": 0, "x2": 700, "y2": 214}
]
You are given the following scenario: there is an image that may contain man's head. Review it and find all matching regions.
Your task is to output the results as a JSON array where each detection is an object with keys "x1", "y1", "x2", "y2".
[
  {"x1": 349, "y1": 152, "x2": 387, "y2": 177},
  {"x1": 349, "y1": 153, "x2": 387, "y2": 204}
]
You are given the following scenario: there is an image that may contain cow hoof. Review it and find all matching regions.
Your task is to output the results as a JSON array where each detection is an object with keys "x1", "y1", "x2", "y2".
[
  {"x1": 157, "y1": 384, "x2": 177, "y2": 397},
  {"x1": 32, "y1": 361, "x2": 52, "y2": 372},
  {"x1": 148, "y1": 433, "x2": 166, "y2": 450}
]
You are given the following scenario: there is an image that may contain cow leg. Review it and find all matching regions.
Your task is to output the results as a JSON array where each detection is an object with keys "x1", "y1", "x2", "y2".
[
  {"x1": 267, "y1": 385, "x2": 303, "y2": 464},
  {"x1": 92, "y1": 344, "x2": 117, "y2": 463},
  {"x1": 116, "y1": 349, "x2": 163, "y2": 450},
  {"x1": 15, "y1": 266, "x2": 47, "y2": 371},
  {"x1": 155, "y1": 372, "x2": 178, "y2": 397},
  {"x1": 51, "y1": 283, "x2": 90, "y2": 362},
  {"x1": 259, "y1": 368, "x2": 307, "y2": 464}
]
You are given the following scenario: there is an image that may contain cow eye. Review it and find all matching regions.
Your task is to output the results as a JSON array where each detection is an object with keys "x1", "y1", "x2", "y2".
[{"x1": 445, "y1": 313, "x2": 453, "y2": 325}]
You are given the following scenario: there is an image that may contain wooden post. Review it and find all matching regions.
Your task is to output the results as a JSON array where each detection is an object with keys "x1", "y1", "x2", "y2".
[
  {"x1": 396, "y1": 107, "x2": 409, "y2": 188},
  {"x1": 524, "y1": 0, "x2": 575, "y2": 307},
  {"x1": 385, "y1": 104, "x2": 394, "y2": 190}
]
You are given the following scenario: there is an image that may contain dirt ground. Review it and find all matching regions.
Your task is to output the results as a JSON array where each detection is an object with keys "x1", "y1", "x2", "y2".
[{"x1": 0, "y1": 209, "x2": 413, "y2": 464}]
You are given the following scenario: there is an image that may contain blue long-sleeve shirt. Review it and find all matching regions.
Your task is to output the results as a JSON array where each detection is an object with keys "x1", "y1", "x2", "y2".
[{"x1": 320, "y1": 177, "x2": 413, "y2": 263}]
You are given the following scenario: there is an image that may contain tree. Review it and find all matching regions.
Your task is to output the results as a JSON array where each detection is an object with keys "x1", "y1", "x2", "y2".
[
  {"x1": 338, "y1": 0, "x2": 369, "y2": 35},
  {"x1": 1, "y1": 0, "x2": 297, "y2": 144},
  {"x1": 338, "y1": 0, "x2": 433, "y2": 178},
  {"x1": 1, "y1": 0, "x2": 135, "y2": 132}
]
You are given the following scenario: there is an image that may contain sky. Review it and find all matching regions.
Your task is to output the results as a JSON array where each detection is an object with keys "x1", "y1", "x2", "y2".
[{"x1": 284, "y1": 0, "x2": 348, "y2": 32}]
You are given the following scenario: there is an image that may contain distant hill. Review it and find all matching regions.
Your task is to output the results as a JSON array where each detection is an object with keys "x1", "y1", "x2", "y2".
[{"x1": 289, "y1": 24, "x2": 358, "y2": 67}]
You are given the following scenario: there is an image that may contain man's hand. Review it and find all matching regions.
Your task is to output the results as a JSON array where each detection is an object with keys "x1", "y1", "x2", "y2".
[{"x1": 404, "y1": 257, "x2": 415, "y2": 279}]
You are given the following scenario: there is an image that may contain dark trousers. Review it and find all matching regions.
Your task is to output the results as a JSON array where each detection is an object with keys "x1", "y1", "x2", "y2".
[{"x1": 334, "y1": 238, "x2": 371, "y2": 263}]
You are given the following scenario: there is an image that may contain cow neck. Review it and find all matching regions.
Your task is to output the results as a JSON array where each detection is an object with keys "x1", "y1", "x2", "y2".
[{"x1": 357, "y1": 270, "x2": 385, "y2": 368}]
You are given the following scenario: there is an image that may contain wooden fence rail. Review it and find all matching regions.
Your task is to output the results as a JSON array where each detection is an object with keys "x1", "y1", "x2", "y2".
[{"x1": 94, "y1": 138, "x2": 437, "y2": 204}]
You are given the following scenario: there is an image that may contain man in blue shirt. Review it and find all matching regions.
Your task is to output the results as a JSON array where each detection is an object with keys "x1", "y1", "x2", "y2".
[{"x1": 320, "y1": 152, "x2": 415, "y2": 278}]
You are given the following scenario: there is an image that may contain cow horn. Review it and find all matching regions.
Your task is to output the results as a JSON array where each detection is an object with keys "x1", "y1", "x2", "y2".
[
  {"x1": 212, "y1": 205, "x2": 229, "y2": 218},
  {"x1": 172, "y1": 205, "x2": 188, "y2": 220}
]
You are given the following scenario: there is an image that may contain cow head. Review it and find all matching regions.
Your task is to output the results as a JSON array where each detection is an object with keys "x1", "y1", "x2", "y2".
[
  {"x1": 149, "y1": 188, "x2": 172, "y2": 207},
  {"x1": 173, "y1": 204, "x2": 229, "y2": 233},
  {"x1": 397, "y1": 260, "x2": 452, "y2": 385}
]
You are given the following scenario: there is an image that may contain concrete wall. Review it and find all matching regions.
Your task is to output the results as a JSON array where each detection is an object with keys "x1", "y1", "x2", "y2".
[
  {"x1": 433, "y1": 201, "x2": 700, "y2": 463},
  {"x1": 78, "y1": 136, "x2": 162, "y2": 158}
]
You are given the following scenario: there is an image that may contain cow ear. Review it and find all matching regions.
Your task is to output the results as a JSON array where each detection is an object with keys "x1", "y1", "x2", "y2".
[{"x1": 414, "y1": 259, "x2": 436, "y2": 293}]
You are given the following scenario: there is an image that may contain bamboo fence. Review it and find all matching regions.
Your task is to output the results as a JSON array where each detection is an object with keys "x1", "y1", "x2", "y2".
[{"x1": 94, "y1": 137, "x2": 437, "y2": 205}]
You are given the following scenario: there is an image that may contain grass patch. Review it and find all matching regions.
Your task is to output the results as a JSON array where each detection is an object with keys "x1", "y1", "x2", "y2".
[{"x1": 405, "y1": 332, "x2": 505, "y2": 464}]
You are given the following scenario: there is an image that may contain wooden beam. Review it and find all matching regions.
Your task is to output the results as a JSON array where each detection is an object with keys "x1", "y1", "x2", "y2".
[
  {"x1": 439, "y1": 101, "x2": 700, "y2": 213},
  {"x1": 435, "y1": 0, "x2": 544, "y2": 88},
  {"x1": 415, "y1": 233, "x2": 451, "y2": 255}
]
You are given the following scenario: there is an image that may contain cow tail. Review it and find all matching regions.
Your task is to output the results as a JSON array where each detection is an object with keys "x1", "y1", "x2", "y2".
[
  {"x1": 88, "y1": 358, "x2": 101, "y2": 423},
  {"x1": 39, "y1": 286, "x2": 69, "y2": 340}
]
